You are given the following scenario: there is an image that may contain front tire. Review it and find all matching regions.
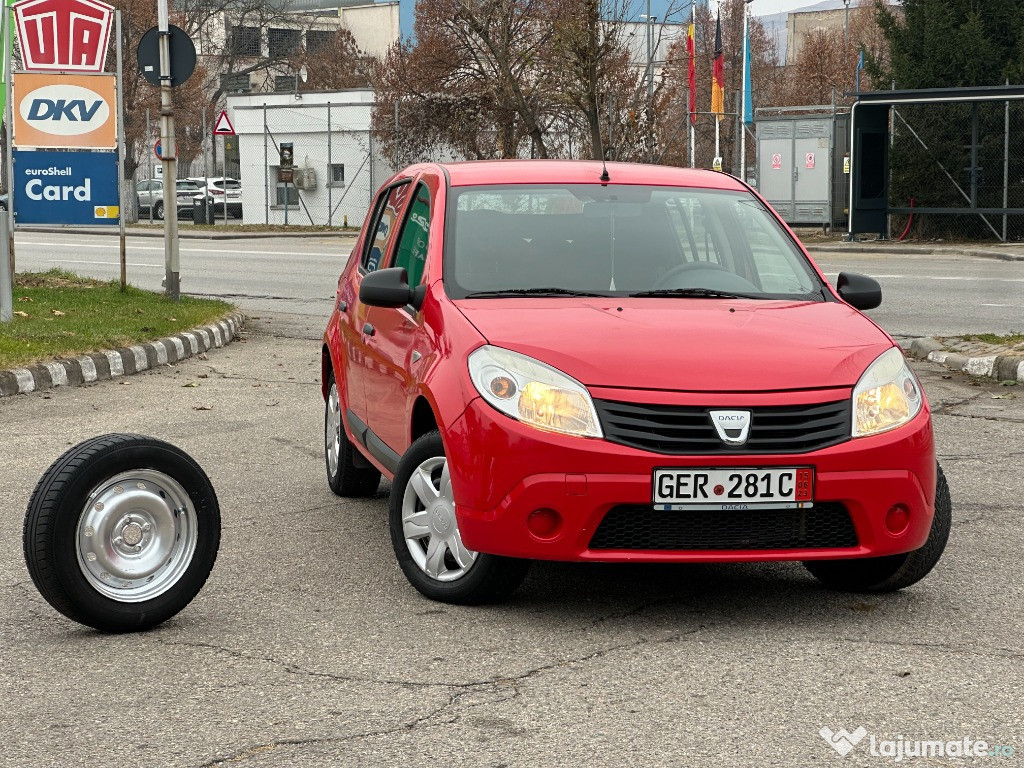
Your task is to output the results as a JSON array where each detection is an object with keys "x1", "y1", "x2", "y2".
[
  {"x1": 389, "y1": 431, "x2": 529, "y2": 604},
  {"x1": 325, "y1": 372, "x2": 380, "y2": 497},
  {"x1": 23, "y1": 434, "x2": 221, "y2": 632},
  {"x1": 804, "y1": 464, "x2": 951, "y2": 593},
  {"x1": 154, "y1": 200, "x2": 165, "y2": 220}
]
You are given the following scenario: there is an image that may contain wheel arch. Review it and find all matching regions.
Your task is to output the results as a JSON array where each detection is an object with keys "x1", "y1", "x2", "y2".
[{"x1": 411, "y1": 396, "x2": 439, "y2": 444}]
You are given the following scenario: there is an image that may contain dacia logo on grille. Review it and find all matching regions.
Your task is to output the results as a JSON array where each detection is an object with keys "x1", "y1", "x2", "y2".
[{"x1": 709, "y1": 410, "x2": 752, "y2": 446}]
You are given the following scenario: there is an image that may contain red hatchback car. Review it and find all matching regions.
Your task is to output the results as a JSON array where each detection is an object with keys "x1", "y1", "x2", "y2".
[{"x1": 322, "y1": 160, "x2": 950, "y2": 604}]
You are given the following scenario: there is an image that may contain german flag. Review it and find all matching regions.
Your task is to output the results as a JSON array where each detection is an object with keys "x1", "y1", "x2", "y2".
[
  {"x1": 711, "y1": 14, "x2": 724, "y2": 122},
  {"x1": 687, "y1": 20, "x2": 696, "y2": 125}
]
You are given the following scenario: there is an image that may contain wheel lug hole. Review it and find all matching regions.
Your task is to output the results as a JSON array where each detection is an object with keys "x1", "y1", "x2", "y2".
[{"x1": 114, "y1": 537, "x2": 124, "y2": 545}]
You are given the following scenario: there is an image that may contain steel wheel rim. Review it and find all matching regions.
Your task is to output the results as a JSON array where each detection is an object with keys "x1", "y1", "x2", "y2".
[
  {"x1": 76, "y1": 469, "x2": 199, "y2": 602},
  {"x1": 326, "y1": 381, "x2": 341, "y2": 478},
  {"x1": 402, "y1": 456, "x2": 478, "y2": 582}
]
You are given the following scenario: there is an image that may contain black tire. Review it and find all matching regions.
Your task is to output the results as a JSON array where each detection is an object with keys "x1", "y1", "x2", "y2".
[
  {"x1": 804, "y1": 464, "x2": 951, "y2": 593},
  {"x1": 325, "y1": 371, "x2": 380, "y2": 497},
  {"x1": 389, "y1": 431, "x2": 530, "y2": 604},
  {"x1": 154, "y1": 200, "x2": 165, "y2": 220},
  {"x1": 23, "y1": 434, "x2": 221, "y2": 632}
]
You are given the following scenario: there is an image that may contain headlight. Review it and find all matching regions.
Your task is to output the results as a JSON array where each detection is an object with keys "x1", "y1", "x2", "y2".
[
  {"x1": 468, "y1": 346, "x2": 602, "y2": 438},
  {"x1": 852, "y1": 347, "x2": 923, "y2": 437}
]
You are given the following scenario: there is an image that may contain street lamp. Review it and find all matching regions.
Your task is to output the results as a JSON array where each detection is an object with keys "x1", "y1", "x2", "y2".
[{"x1": 640, "y1": 7, "x2": 657, "y2": 162}]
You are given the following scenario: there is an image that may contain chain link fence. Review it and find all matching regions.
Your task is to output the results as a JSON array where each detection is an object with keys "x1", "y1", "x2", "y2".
[
  {"x1": 129, "y1": 100, "x2": 393, "y2": 229},
  {"x1": 888, "y1": 100, "x2": 1024, "y2": 242}
]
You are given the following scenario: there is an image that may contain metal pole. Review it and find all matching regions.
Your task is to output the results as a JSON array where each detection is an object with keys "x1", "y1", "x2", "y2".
[
  {"x1": 4, "y1": 5, "x2": 14, "y2": 278},
  {"x1": 157, "y1": 0, "x2": 180, "y2": 300},
  {"x1": 0, "y1": 210, "x2": 10, "y2": 323},
  {"x1": 689, "y1": 0, "x2": 695, "y2": 169},
  {"x1": 202, "y1": 104, "x2": 208, "y2": 225},
  {"x1": 222, "y1": 134, "x2": 227, "y2": 225},
  {"x1": 1003, "y1": 84, "x2": 1009, "y2": 242},
  {"x1": 146, "y1": 108, "x2": 153, "y2": 223},
  {"x1": 327, "y1": 101, "x2": 332, "y2": 227},
  {"x1": 740, "y1": 4, "x2": 749, "y2": 180},
  {"x1": 268, "y1": 102, "x2": 272, "y2": 224},
  {"x1": 115, "y1": 11, "x2": 126, "y2": 291}
]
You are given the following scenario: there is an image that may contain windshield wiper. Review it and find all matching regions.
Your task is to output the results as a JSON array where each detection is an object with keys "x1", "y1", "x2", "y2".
[
  {"x1": 463, "y1": 288, "x2": 609, "y2": 298},
  {"x1": 628, "y1": 288, "x2": 764, "y2": 299}
]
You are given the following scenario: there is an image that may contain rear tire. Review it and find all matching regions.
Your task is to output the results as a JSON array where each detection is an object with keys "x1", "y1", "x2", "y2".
[
  {"x1": 389, "y1": 431, "x2": 529, "y2": 604},
  {"x1": 23, "y1": 434, "x2": 221, "y2": 632},
  {"x1": 804, "y1": 464, "x2": 951, "y2": 593},
  {"x1": 325, "y1": 371, "x2": 380, "y2": 497},
  {"x1": 154, "y1": 201, "x2": 165, "y2": 220}
]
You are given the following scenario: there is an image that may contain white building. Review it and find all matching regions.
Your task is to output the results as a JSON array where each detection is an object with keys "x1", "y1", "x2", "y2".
[{"x1": 226, "y1": 88, "x2": 394, "y2": 227}]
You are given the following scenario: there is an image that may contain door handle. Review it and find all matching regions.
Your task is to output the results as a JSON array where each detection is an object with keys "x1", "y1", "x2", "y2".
[
  {"x1": 337, "y1": 300, "x2": 347, "y2": 312},
  {"x1": 362, "y1": 322, "x2": 375, "y2": 336}
]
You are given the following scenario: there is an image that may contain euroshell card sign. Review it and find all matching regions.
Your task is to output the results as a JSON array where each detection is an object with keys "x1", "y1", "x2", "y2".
[
  {"x1": 13, "y1": 0, "x2": 114, "y2": 72},
  {"x1": 13, "y1": 73, "x2": 116, "y2": 149},
  {"x1": 12, "y1": 149, "x2": 119, "y2": 225}
]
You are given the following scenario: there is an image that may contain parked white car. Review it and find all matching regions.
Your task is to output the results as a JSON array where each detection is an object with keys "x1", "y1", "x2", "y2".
[
  {"x1": 137, "y1": 178, "x2": 205, "y2": 220},
  {"x1": 190, "y1": 177, "x2": 242, "y2": 218}
]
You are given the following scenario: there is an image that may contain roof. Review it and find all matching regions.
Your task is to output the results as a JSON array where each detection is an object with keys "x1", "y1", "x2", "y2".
[{"x1": 411, "y1": 160, "x2": 746, "y2": 189}]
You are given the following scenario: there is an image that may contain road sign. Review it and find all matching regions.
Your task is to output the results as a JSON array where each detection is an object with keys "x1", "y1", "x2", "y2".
[
  {"x1": 13, "y1": 72, "x2": 116, "y2": 149},
  {"x1": 137, "y1": 26, "x2": 196, "y2": 87},
  {"x1": 213, "y1": 110, "x2": 235, "y2": 136},
  {"x1": 12, "y1": 149, "x2": 119, "y2": 225},
  {"x1": 154, "y1": 139, "x2": 164, "y2": 159},
  {"x1": 13, "y1": 0, "x2": 114, "y2": 72}
]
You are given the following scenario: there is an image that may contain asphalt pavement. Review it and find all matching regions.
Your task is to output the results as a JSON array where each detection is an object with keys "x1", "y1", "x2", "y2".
[{"x1": 1, "y1": 323, "x2": 1020, "y2": 767}]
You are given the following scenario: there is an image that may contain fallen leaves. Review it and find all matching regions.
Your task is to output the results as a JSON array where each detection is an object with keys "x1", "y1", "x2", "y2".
[
  {"x1": 17, "y1": 296, "x2": 32, "y2": 302},
  {"x1": 182, "y1": 381, "x2": 200, "y2": 388},
  {"x1": 192, "y1": 404, "x2": 213, "y2": 411},
  {"x1": 13, "y1": 310, "x2": 29, "y2": 318},
  {"x1": 51, "y1": 309, "x2": 65, "y2": 317}
]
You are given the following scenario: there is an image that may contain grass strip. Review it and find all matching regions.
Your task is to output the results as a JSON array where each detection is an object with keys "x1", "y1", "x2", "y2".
[{"x1": 0, "y1": 269, "x2": 234, "y2": 370}]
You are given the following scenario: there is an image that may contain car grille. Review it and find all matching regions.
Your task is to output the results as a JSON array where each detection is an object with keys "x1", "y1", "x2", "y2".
[
  {"x1": 589, "y1": 503, "x2": 858, "y2": 550},
  {"x1": 593, "y1": 399, "x2": 851, "y2": 454}
]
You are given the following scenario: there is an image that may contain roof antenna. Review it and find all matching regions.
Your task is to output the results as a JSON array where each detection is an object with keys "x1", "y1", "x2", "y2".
[{"x1": 596, "y1": 92, "x2": 610, "y2": 184}]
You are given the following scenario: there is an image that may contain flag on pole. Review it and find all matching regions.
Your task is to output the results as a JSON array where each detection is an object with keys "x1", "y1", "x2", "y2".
[
  {"x1": 742, "y1": 18, "x2": 753, "y2": 124},
  {"x1": 687, "y1": 20, "x2": 696, "y2": 126},
  {"x1": 855, "y1": 49, "x2": 864, "y2": 94},
  {"x1": 711, "y1": 15, "x2": 724, "y2": 122}
]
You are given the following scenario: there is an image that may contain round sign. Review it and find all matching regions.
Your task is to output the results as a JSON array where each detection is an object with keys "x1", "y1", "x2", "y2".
[
  {"x1": 137, "y1": 26, "x2": 197, "y2": 88},
  {"x1": 154, "y1": 139, "x2": 162, "y2": 159}
]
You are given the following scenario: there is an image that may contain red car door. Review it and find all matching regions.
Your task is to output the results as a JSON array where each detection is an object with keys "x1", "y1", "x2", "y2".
[
  {"x1": 362, "y1": 177, "x2": 437, "y2": 456},
  {"x1": 341, "y1": 179, "x2": 412, "y2": 430}
]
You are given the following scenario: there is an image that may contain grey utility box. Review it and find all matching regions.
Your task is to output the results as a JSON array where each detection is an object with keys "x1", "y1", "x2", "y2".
[{"x1": 755, "y1": 114, "x2": 850, "y2": 228}]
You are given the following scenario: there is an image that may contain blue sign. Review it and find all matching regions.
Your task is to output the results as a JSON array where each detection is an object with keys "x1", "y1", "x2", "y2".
[{"x1": 12, "y1": 149, "x2": 119, "y2": 225}]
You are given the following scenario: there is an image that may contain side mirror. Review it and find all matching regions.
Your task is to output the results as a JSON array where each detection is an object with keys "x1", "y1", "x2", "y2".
[
  {"x1": 359, "y1": 267, "x2": 426, "y2": 311},
  {"x1": 836, "y1": 271, "x2": 882, "y2": 310}
]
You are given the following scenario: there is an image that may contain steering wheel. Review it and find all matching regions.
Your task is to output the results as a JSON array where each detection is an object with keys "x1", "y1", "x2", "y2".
[{"x1": 653, "y1": 261, "x2": 732, "y2": 289}]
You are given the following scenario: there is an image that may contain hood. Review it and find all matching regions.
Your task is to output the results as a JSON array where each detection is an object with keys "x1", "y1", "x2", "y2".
[{"x1": 454, "y1": 299, "x2": 892, "y2": 392}]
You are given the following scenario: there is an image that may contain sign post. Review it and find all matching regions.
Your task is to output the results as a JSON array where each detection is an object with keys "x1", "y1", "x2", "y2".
[
  {"x1": 115, "y1": 9, "x2": 125, "y2": 290},
  {"x1": 212, "y1": 109, "x2": 235, "y2": 226},
  {"x1": 157, "y1": 0, "x2": 179, "y2": 299}
]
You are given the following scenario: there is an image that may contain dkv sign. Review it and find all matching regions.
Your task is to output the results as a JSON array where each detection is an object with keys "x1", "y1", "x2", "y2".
[
  {"x1": 13, "y1": 0, "x2": 114, "y2": 72},
  {"x1": 13, "y1": 73, "x2": 116, "y2": 148}
]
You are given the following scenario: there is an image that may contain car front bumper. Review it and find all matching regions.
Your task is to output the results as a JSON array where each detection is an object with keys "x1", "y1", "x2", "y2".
[{"x1": 446, "y1": 397, "x2": 936, "y2": 563}]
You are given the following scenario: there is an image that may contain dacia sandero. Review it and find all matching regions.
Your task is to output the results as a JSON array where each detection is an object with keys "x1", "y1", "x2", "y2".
[{"x1": 322, "y1": 161, "x2": 950, "y2": 604}]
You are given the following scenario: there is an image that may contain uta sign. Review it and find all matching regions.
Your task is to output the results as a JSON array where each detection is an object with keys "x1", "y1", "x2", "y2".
[{"x1": 13, "y1": 0, "x2": 114, "y2": 72}]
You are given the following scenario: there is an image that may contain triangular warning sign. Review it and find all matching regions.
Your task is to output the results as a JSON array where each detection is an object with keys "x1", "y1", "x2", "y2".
[{"x1": 213, "y1": 110, "x2": 235, "y2": 136}]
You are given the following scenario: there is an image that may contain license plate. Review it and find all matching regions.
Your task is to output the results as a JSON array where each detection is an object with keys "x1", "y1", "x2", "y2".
[{"x1": 652, "y1": 467, "x2": 814, "y2": 511}]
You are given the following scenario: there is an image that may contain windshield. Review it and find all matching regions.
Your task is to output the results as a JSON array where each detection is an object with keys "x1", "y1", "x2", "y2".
[{"x1": 445, "y1": 184, "x2": 824, "y2": 300}]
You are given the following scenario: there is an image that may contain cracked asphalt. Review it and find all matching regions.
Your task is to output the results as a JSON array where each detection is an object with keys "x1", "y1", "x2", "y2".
[{"x1": 1, "y1": 319, "x2": 1021, "y2": 767}]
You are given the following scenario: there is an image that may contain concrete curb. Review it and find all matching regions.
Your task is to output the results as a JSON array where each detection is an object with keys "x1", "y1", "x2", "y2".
[
  {"x1": 18, "y1": 226, "x2": 359, "y2": 241},
  {"x1": 0, "y1": 312, "x2": 246, "y2": 398},
  {"x1": 904, "y1": 337, "x2": 1024, "y2": 383},
  {"x1": 805, "y1": 243, "x2": 1024, "y2": 262}
]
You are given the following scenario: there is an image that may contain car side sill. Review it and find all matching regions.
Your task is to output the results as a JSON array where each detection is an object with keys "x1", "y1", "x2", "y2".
[{"x1": 345, "y1": 409, "x2": 400, "y2": 474}]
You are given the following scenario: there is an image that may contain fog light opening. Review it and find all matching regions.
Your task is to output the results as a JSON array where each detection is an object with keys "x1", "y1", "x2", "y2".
[
  {"x1": 885, "y1": 504, "x2": 911, "y2": 535},
  {"x1": 527, "y1": 508, "x2": 563, "y2": 540}
]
